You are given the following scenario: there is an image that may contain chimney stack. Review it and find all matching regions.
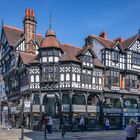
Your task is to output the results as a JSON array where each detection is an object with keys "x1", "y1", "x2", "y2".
[
  {"x1": 99, "y1": 32, "x2": 107, "y2": 38},
  {"x1": 23, "y1": 8, "x2": 37, "y2": 54},
  {"x1": 114, "y1": 37, "x2": 124, "y2": 43}
]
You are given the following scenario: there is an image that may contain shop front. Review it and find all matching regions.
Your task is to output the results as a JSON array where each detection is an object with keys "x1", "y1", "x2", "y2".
[
  {"x1": 123, "y1": 112, "x2": 140, "y2": 127},
  {"x1": 104, "y1": 113, "x2": 122, "y2": 129}
]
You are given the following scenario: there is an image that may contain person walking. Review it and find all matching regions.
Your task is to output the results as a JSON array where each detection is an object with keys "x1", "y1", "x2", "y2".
[
  {"x1": 79, "y1": 116, "x2": 85, "y2": 131},
  {"x1": 125, "y1": 119, "x2": 137, "y2": 140},
  {"x1": 47, "y1": 116, "x2": 53, "y2": 134},
  {"x1": 105, "y1": 118, "x2": 110, "y2": 131}
]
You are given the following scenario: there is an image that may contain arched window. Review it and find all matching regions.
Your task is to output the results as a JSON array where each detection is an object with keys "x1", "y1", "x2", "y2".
[
  {"x1": 77, "y1": 74, "x2": 80, "y2": 82},
  {"x1": 31, "y1": 75, "x2": 34, "y2": 82},
  {"x1": 72, "y1": 74, "x2": 76, "y2": 81},
  {"x1": 36, "y1": 75, "x2": 39, "y2": 82},
  {"x1": 61, "y1": 74, "x2": 64, "y2": 81},
  {"x1": 66, "y1": 74, "x2": 70, "y2": 81}
]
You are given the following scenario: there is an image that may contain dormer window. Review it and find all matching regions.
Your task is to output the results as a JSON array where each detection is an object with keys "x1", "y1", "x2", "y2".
[
  {"x1": 112, "y1": 51, "x2": 119, "y2": 62},
  {"x1": 82, "y1": 55, "x2": 93, "y2": 67}
]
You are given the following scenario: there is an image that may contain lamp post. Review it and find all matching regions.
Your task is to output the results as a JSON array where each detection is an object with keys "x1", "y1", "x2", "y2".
[
  {"x1": 97, "y1": 92, "x2": 104, "y2": 129},
  {"x1": 120, "y1": 97, "x2": 125, "y2": 129},
  {"x1": 20, "y1": 96, "x2": 24, "y2": 140}
]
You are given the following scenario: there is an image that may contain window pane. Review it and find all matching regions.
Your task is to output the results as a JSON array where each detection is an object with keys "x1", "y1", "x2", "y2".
[
  {"x1": 61, "y1": 74, "x2": 64, "y2": 81},
  {"x1": 31, "y1": 75, "x2": 34, "y2": 82},
  {"x1": 77, "y1": 74, "x2": 80, "y2": 82},
  {"x1": 48, "y1": 56, "x2": 53, "y2": 62},
  {"x1": 72, "y1": 74, "x2": 76, "y2": 81},
  {"x1": 36, "y1": 75, "x2": 39, "y2": 82},
  {"x1": 66, "y1": 74, "x2": 70, "y2": 81}
]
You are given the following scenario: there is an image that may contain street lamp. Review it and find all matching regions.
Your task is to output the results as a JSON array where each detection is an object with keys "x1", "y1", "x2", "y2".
[
  {"x1": 120, "y1": 97, "x2": 125, "y2": 129},
  {"x1": 19, "y1": 96, "x2": 24, "y2": 140},
  {"x1": 97, "y1": 92, "x2": 105, "y2": 129}
]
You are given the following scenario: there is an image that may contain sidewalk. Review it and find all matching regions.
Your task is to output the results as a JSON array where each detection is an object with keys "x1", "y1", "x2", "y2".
[
  {"x1": 0, "y1": 125, "x2": 127, "y2": 140},
  {"x1": 23, "y1": 129, "x2": 126, "y2": 140}
]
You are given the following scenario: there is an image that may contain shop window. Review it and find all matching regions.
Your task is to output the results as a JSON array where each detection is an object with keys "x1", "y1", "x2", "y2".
[
  {"x1": 62, "y1": 94, "x2": 69, "y2": 104},
  {"x1": 72, "y1": 94, "x2": 85, "y2": 105}
]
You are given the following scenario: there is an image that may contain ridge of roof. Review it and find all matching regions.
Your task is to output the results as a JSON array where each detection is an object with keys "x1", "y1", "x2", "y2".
[
  {"x1": 3, "y1": 24, "x2": 23, "y2": 32},
  {"x1": 90, "y1": 34, "x2": 115, "y2": 43},
  {"x1": 61, "y1": 44, "x2": 81, "y2": 49}
]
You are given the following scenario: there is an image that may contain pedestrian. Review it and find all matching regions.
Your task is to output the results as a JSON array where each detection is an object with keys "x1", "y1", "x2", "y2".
[
  {"x1": 125, "y1": 119, "x2": 137, "y2": 140},
  {"x1": 105, "y1": 118, "x2": 110, "y2": 131},
  {"x1": 47, "y1": 116, "x2": 53, "y2": 134},
  {"x1": 79, "y1": 116, "x2": 85, "y2": 131}
]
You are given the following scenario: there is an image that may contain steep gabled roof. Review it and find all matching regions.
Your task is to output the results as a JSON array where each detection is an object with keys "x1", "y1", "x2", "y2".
[
  {"x1": 3, "y1": 25, "x2": 43, "y2": 46},
  {"x1": 122, "y1": 34, "x2": 139, "y2": 49},
  {"x1": 89, "y1": 35, "x2": 115, "y2": 48},
  {"x1": 60, "y1": 44, "x2": 81, "y2": 62},
  {"x1": 3, "y1": 25, "x2": 23, "y2": 46},
  {"x1": 19, "y1": 52, "x2": 38, "y2": 65},
  {"x1": 77, "y1": 44, "x2": 97, "y2": 57}
]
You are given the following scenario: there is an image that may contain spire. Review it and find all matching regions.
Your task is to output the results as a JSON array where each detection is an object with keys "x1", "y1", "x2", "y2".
[{"x1": 49, "y1": 12, "x2": 52, "y2": 29}]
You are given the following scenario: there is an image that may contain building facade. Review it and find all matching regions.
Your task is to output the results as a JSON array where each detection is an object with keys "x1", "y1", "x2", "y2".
[{"x1": 0, "y1": 9, "x2": 140, "y2": 130}]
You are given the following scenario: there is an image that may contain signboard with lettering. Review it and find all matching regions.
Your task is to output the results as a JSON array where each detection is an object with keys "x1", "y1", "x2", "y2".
[{"x1": 24, "y1": 101, "x2": 31, "y2": 108}]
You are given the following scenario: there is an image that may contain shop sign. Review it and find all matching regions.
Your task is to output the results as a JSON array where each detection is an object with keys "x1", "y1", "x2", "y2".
[
  {"x1": 3, "y1": 106, "x2": 8, "y2": 111},
  {"x1": 107, "y1": 113, "x2": 121, "y2": 116},
  {"x1": 47, "y1": 94, "x2": 55, "y2": 98},
  {"x1": 106, "y1": 98, "x2": 110, "y2": 104},
  {"x1": 124, "y1": 113, "x2": 140, "y2": 116},
  {"x1": 11, "y1": 107, "x2": 17, "y2": 113},
  {"x1": 24, "y1": 101, "x2": 31, "y2": 108},
  {"x1": 124, "y1": 100, "x2": 130, "y2": 106}
]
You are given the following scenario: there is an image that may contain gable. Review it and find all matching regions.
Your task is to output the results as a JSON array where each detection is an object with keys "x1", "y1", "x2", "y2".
[
  {"x1": 85, "y1": 51, "x2": 92, "y2": 56},
  {"x1": 129, "y1": 40, "x2": 140, "y2": 52},
  {"x1": 114, "y1": 45, "x2": 120, "y2": 51}
]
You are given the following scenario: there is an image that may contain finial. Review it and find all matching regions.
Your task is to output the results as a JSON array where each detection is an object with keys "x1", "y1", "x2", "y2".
[{"x1": 49, "y1": 12, "x2": 52, "y2": 29}]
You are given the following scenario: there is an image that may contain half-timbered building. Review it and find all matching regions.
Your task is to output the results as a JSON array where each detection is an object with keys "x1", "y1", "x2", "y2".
[
  {"x1": 1, "y1": 8, "x2": 140, "y2": 130},
  {"x1": 0, "y1": 9, "x2": 104, "y2": 130},
  {"x1": 85, "y1": 32, "x2": 140, "y2": 129}
]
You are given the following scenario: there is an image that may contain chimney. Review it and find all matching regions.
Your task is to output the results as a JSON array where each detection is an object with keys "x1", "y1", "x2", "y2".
[
  {"x1": 99, "y1": 32, "x2": 107, "y2": 38},
  {"x1": 114, "y1": 37, "x2": 124, "y2": 43},
  {"x1": 23, "y1": 8, "x2": 37, "y2": 54}
]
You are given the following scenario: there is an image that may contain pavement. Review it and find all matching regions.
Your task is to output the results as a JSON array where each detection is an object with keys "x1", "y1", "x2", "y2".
[{"x1": 0, "y1": 125, "x2": 140, "y2": 140}]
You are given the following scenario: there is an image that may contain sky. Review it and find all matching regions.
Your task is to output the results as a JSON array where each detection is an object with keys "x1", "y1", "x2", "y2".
[{"x1": 0, "y1": 0, "x2": 140, "y2": 47}]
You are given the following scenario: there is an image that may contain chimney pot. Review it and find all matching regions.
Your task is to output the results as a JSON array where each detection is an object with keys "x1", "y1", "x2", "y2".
[{"x1": 99, "y1": 32, "x2": 107, "y2": 38}]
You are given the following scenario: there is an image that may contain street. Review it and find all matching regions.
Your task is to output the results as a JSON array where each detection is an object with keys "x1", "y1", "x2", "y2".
[{"x1": 1, "y1": 125, "x2": 140, "y2": 140}]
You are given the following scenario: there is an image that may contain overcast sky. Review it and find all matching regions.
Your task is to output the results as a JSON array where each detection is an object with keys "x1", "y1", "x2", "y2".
[{"x1": 0, "y1": 0, "x2": 140, "y2": 47}]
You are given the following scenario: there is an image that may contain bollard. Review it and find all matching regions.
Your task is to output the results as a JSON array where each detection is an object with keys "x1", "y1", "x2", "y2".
[
  {"x1": 44, "y1": 126, "x2": 47, "y2": 139},
  {"x1": 19, "y1": 126, "x2": 24, "y2": 140},
  {"x1": 61, "y1": 125, "x2": 65, "y2": 137}
]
